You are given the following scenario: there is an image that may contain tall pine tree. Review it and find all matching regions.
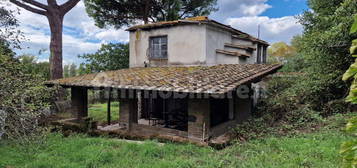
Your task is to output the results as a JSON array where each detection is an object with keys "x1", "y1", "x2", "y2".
[{"x1": 84, "y1": 0, "x2": 218, "y2": 28}]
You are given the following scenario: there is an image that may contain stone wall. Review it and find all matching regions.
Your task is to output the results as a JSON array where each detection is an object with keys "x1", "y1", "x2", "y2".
[
  {"x1": 71, "y1": 87, "x2": 88, "y2": 119},
  {"x1": 187, "y1": 98, "x2": 210, "y2": 142},
  {"x1": 209, "y1": 90, "x2": 253, "y2": 138},
  {"x1": 235, "y1": 90, "x2": 253, "y2": 124}
]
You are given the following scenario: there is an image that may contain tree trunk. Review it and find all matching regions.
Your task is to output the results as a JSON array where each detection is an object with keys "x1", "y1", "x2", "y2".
[
  {"x1": 48, "y1": 14, "x2": 64, "y2": 80},
  {"x1": 143, "y1": 0, "x2": 150, "y2": 24}
]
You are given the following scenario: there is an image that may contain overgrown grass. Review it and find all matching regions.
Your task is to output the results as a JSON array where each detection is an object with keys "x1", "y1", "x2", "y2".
[
  {"x1": 55, "y1": 102, "x2": 120, "y2": 125},
  {"x1": 88, "y1": 102, "x2": 120, "y2": 124},
  {"x1": 0, "y1": 114, "x2": 354, "y2": 168}
]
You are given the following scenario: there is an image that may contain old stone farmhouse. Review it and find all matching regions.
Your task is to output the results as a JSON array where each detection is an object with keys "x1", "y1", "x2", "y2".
[{"x1": 47, "y1": 16, "x2": 281, "y2": 144}]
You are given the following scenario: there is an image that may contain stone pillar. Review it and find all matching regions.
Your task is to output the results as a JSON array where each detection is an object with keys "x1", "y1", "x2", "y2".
[
  {"x1": 119, "y1": 98, "x2": 138, "y2": 131},
  {"x1": 71, "y1": 87, "x2": 88, "y2": 120},
  {"x1": 235, "y1": 83, "x2": 253, "y2": 123},
  {"x1": 187, "y1": 98, "x2": 210, "y2": 142}
]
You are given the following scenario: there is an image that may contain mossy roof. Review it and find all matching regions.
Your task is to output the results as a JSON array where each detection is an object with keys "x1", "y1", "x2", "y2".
[{"x1": 46, "y1": 64, "x2": 282, "y2": 94}]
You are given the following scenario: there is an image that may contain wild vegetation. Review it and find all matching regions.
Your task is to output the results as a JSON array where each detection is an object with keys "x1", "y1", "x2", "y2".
[
  {"x1": 0, "y1": 113, "x2": 354, "y2": 168},
  {"x1": 340, "y1": 15, "x2": 357, "y2": 168},
  {"x1": 239, "y1": 0, "x2": 357, "y2": 139},
  {"x1": 0, "y1": 43, "x2": 54, "y2": 142},
  {"x1": 0, "y1": 6, "x2": 54, "y2": 142}
]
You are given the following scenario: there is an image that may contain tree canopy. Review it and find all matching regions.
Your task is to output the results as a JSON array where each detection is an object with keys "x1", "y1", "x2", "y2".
[
  {"x1": 84, "y1": 0, "x2": 218, "y2": 29},
  {"x1": 268, "y1": 42, "x2": 297, "y2": 60},
  {"x1": 19, "y1": 54, "x2": 50, "y2": 80},
  {"x1": 0, "y1": 2, "x2": 23, "y2": 49},
  {"x1": 257, "y1": 0, "x2": 357, "y2": 128},
  {"x1": 79, "y1": 43, "x2": 129, "y2": 73},
  {"x1": 293, "y1": 0, "x2": 357, "y2": 108}
]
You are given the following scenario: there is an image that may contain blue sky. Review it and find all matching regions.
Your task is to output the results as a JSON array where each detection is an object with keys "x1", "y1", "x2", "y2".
[
  {"x1": 263, "y1": 0, "x2": 309, "y2": 18},
  {"x1": 4, "y1": 0, "x2": 309, "y2": 65}
]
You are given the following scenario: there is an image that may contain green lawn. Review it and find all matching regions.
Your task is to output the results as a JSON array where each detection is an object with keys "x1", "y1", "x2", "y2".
[
  {"x1": 56, "y1": 102, "x2": 120, "y2": 125},
  {"x1": 0, "y1": 114, "x2": 355, "y2": 168},
  {"x1": 88, "y1": 102, "x2": 120, "y2": 124}
]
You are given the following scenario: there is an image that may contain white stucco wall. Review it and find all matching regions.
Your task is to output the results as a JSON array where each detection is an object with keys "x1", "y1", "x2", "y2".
[
  {"x1": 205, "y1": 25, "x2": 262, "y2": 65},
  {"x1": 129, "y1": 23, "x2": 266, "y2": 67},
  {"x1": 129, "y1": 25, "x2": 206, "y2": 67},
  {"x1": 205, "y1": 25, "x2": 237, "y2": 65}
]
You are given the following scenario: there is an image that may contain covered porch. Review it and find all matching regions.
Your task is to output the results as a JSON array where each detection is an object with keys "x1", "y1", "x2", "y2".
[{"x1": 46, "y1": 64, "x2": 282, "y2": 143}]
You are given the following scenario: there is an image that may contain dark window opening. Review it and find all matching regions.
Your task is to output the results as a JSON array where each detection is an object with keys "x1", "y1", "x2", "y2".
[
  {"x1": 262, "y1": 46, "x2": 267, "y2": 63},
  {"x1": 210, "y1": 98, "x2": 230, "y2": 127},
  {"x1": 149, "y1": 36, "x2": 168, "y2": 59},
  {"x1": 257, "y1": 44, "x2": 262, "y2": 64},
  {"x1": 140, "y1": 95, "x2": 188, "y2": 131}
]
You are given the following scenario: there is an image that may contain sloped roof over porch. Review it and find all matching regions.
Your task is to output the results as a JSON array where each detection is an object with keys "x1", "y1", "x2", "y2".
[{"x1": 46, "y1": 64, "x2": 282, "y2": 94}]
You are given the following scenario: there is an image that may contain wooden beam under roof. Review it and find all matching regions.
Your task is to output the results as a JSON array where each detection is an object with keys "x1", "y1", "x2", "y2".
[
  {"x1": 224, "y1": 43, "x2": 256, "y2": 51},
  {"x1": 216, "y1": 49, "x2": 251, "y2": 57},
  {"x1": 232, "y1": 34, "x2": 250, "y2": 40}
]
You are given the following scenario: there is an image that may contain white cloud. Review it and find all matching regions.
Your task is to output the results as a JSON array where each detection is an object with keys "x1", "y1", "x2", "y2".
[
  {"x1": 211, "y1": 0, "x2": 271, "y2": 21},
  {"x1": 226, "y1": 16, "x2": 303, "y2": 44},
  {"x1": 209, "y1": 0, "x2": 303, "y2": 44},
  {"x1": 241, "y1": 3, "x2": 272, "y2": 16},
  {"x1": 95, "y1": 29, "x2": 129, "y2": 42}
]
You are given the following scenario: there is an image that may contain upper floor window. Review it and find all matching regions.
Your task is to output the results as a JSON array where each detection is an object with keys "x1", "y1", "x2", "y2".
[{"x1": 149, "y1": 36, "x2": 168, "y2": 59}]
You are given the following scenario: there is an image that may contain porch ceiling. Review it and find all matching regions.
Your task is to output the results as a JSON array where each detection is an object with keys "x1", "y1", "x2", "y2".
[{"x1": 46, "y1": 64, "x2": 282, "y2": 94}]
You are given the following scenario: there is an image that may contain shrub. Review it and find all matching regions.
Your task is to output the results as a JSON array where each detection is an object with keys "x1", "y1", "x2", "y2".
[
  {"x1": 0, "y1": 51, "x2": 54, "y2": 143},
  {"x1": 340, "y1": 117, "x2": 357, "y2": 168},
  {"x1": 279, "y1": 53, "x2": 306, "y2": 73}
]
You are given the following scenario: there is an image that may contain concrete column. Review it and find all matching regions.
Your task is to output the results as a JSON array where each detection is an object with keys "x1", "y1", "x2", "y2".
[
  {"x1": 235, "y1": 84, "x2": 253, "y2": 123},
  {"x1": 119, "y1": 98, "x2": 138, "y2": 131},
  {"x1": 187, "y1": 98, "x2": 210, "y2": 142},
  {"x1": 71, "y1": 87, "x2": 88, "y2": 119}
]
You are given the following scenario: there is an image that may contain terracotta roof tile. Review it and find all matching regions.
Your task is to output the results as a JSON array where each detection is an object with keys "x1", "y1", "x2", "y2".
[{"x1": 46, "y1": 64, "x2": 282, "y2": 94}]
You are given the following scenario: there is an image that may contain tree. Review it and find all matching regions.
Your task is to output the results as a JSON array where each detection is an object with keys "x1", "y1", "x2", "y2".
[
  {"x1": 340, "y1": 15, "x2": 357, "y2": 168},
  {"x1": 256, "y1": 0, "x2": 356, "y2": 129},
  {"x1": 69, "y1": 63, "x2": 77, "y2": 77},
  {"x1": 268, "y1": 42, "x2": 297, "y2": 62},
  {"x1": 84, "y1": 0, "x2": 218, "y2": 28},
  {"x1": 10, "y1": 0, "x2": 80, "y2": 80},
  {"x1": 294, "y1": 0, "x2": 357, "y2": 109},
  {"x1": 343, "y1": 16, "x2": 357, "y2": 104},
  {"x1": 77, "y1": 63, "x2": 90, "y2": 75},
  {"x1": 0, "y1": 40, "x2": 15, "y2": 58},
  {"x1": 79, "y1": 43, "x2": 129, "y2": 73},
  {"x1": 63, "y1": 64, "x2": 70, "y2": 78},
  {"x1": 19, "y1": 54, "x2": 51, "y2": 80},
  {"x1": 0, "y1": 1, "x2": 24, "y2": 49}
]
